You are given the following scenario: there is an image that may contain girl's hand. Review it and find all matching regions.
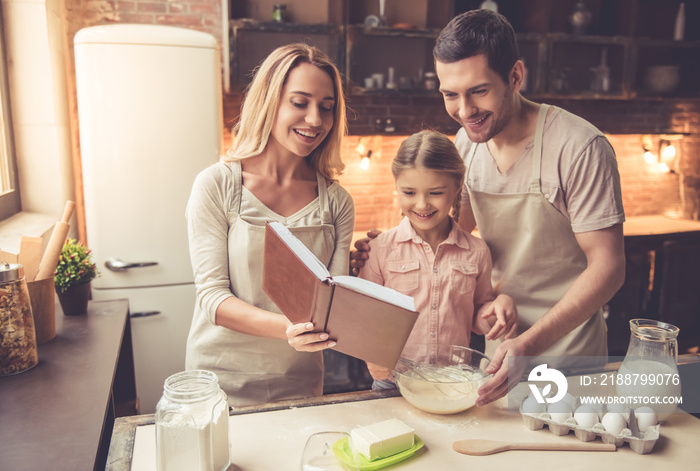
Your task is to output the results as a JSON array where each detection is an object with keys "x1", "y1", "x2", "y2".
[
  {"x1": 286, "y1": 322, "x2": 337, "y2": 352},
  {"x1": 480, "y1": 294, "x2": 518, "y2": 341},
  {"x1": 366, "y1": 361, "x2": 392, "y2": 381}
]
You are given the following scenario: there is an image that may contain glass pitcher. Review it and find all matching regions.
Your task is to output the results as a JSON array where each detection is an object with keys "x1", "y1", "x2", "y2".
[{"x1": 616, "y1": 319, "x2": 681, "y2": 418}]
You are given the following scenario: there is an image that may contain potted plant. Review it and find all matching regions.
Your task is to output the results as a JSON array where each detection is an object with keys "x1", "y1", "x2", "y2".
[{"x1": 54, "y1": 238, "x2": 100, "y2": 315}]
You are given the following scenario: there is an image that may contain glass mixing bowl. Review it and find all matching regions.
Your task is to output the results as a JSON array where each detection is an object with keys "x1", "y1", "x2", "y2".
[{"x1": 393, "y1": 345, "x2": 492, "y2": 415}]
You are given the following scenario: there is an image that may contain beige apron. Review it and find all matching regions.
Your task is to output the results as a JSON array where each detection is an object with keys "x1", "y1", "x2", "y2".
[
  {"x1": 216, "y1": 160, "x2": 335, "y2": 406},
  {"x1": 466, "y1": 104, "x2": 607, "y2": 360}
]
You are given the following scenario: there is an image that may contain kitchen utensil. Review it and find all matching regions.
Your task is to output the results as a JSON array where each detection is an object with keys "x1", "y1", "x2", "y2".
[
  {"x1": 371, "y1": 73, "x2": 385, "y2": 89},
  {"x1": 332, "y1": 434, "x2": 424, "y2": 471},
  {"x1": 393, "y1": 345, "x2": 491, "y2": 414},
  {"x1": 453, "y1": 439, "x2": 616, "y2": 456},
  {"x1": 27, "y1": 276, "x2": 56, "y2": 343},
  {"x1": 643, "y1": 66, "x2": 680, "y2": 94},
  {"x1": 364, "y1": 15, "x2": 380, "y2": 28},
  {"x1": 36, "y1": 200, "x2": 75, "y2": 280},
  {"x1": 18, "y1": 236, "x2": 43, "y2": 282},
  {"x1": 378, "y1": 0, "x2": 386, "y2": 26}
]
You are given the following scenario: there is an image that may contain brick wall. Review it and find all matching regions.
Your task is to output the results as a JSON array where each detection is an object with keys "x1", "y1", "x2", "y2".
[
  {"x1": 223, "y1": 92, "x2": 700, "y2": 232},
  {"x1": 61, "y1": 0, "x2": 699, "y2": 227},
  {"x1": 64, "y1": 0, "x2": 223, "y2": 47}
]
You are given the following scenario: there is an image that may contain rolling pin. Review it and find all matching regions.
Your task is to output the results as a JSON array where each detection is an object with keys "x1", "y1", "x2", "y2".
[{"x1": 35, "y1": 201, "x2": 75, "y2": 281}]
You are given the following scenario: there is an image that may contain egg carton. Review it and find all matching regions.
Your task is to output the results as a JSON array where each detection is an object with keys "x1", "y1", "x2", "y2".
[{"x1": 519, "y1": 403, "x2": 660, "y2": 454}]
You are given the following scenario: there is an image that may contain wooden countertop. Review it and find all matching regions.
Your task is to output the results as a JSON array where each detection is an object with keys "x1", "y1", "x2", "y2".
[
  {"x1": 110, "y1": 357, "x2": 700, "y2": 471},
  {"x1": 0, "y1": 299, "x2": 133, "y2": 471},
  {"x1": 623, "y1": 215, "x2": 700, "y2": 237},
  {"x1": 354, "y1": 216, "x2": 700, "y2": 244}
]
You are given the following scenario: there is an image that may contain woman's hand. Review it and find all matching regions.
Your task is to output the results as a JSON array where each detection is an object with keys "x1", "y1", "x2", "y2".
[
  {"x1": 286, "y1": 322, "x2": 337, "y2": 352},
  {"x1": 366, "y1": 361, "x2": 392, "y2": 381}
]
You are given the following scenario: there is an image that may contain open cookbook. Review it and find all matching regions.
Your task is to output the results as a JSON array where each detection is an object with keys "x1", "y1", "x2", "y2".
[{"x1": 262, "y1": 222, "x2": 418, "y2": 369}]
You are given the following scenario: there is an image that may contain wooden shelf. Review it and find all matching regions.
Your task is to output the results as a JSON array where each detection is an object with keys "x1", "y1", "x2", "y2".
[{"x1": 228, "y1": 0, "x2": 699, "y2": 98}]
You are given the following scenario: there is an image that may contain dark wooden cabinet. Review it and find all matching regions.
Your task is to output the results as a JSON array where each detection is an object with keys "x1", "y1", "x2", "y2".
[
  {"x1": 229, "y1": 0, "x2": 699, "y2": 98},
  {"x1": 606, "y1": 231, "x2": 700, "y2": 356}
]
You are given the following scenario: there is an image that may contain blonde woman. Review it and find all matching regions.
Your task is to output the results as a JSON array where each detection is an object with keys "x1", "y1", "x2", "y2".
[{"x1": 185, "y1": 44, "x2": 355, "y2": 406}]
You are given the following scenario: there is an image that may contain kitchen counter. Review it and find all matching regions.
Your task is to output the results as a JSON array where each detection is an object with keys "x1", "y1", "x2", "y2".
[
  {"x1": 0, "y1": 299, "x2": 136, "y2": 471},
  {"x1": 109, "y1": 360, "x2": 700, "y2": 471},
  {"x1": 623, "y1": 215, "x2": 700, "y2": 238},
  {"x1": 353, "y1": 215, "x2": 700, "y2": 245}
]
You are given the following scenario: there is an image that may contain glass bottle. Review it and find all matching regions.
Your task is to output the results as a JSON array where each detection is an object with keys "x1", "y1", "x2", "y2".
[
  {"x1": 0, "y1": 262, "x2": 38, "y2": 376},
  {"x1": 569, "y1": 0, "x2": 592, "y2": 35},
  {"x1": 156, "y1": 370, "x2": 230, "y2": 471},
  {"x1": 616, "y1": 319, "x2": 681, "y2": 419},
  {"x1": 590, "y1": 47, "x2": 610, "y2": 93},
  {"x1": 272, "y1": 4, "x2": 286, "y2": 23}
]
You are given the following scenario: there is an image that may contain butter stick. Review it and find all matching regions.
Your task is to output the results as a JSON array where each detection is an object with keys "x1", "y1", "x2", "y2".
[{"x1": 351, "y1": 418, "x2": 414, "y2": 461}]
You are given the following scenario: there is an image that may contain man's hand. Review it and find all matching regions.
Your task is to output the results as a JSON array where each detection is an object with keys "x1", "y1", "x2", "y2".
[
  {"x1": 476, "y1": 337, "x2": 528, "y2": 406},
  {"x1": 350, "y1": 228, "x2": 382, "y2": 276},
  {"x1": 286, "y1": 322, "x2": 336, "y2": 352}
]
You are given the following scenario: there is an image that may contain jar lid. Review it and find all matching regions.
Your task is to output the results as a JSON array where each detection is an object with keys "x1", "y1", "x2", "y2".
[{"x1": 0, "y1": 262, "x2": 24, "y2": 282}]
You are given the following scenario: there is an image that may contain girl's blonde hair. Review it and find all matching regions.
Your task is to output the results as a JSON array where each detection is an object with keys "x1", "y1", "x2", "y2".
[
  {"x1": 392, "y1": 131, "x2": 466, "y2": 222},
  {"x1": 225, "y1": 43, "x2": 346, "y2": 180}
]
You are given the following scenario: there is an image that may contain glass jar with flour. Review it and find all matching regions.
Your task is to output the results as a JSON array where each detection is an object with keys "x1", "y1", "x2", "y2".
[{"x1": 156, "y1": 370, "x2": 230, "y2": 471}]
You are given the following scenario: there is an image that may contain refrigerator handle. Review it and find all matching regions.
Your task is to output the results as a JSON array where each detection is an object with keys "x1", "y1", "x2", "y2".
[
  {"x1": 130, "y1": 311, "x2": 161, "y2": 318},
  {"x1": 105, "y1": 257, "x2": 158, "y2": 272}
]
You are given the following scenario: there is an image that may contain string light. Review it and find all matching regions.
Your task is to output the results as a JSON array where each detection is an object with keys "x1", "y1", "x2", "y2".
[
  {"x1": 360, "y1": 152, "x2": 371, "y2": 171},
  {"x1": 641, "y1": 135, "x2": 681, "y2": 174}
]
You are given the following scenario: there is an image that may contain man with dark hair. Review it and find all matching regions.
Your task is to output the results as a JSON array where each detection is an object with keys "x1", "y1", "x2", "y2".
[{"x1": 353, "y1": 9, "x2": 626, "y2": 405}]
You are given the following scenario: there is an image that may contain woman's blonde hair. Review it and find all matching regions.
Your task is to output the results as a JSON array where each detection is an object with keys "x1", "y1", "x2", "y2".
[
  {"x1": 225, "y1": 43, "x2": 346, "y2": 180},
  {"x1": 392, "y1": 131, "x2": 466, "y2": 222}
]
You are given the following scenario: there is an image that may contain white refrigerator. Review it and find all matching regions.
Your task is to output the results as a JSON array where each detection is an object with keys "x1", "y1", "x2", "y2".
[{"x1": 74, "y1": 24, "x2": 223, "y2": 413}]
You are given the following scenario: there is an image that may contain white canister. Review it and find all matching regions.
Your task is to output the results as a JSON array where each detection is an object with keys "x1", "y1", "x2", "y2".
[{"x1": 156, "y1": 370, "x2": 230, "y2": 471}]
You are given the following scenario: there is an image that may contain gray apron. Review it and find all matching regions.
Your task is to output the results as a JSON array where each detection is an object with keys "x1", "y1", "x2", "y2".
[
  {"x1": 208, "y1": 160, "x2": 335, "y2": 406},
  {"x1": 466, "y1": 104, "x2": 607, "y2": 360}
]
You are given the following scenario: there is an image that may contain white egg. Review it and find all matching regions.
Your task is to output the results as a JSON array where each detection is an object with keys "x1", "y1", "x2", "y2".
[
  {"x1": 634, "y1": 406, "x2": 658, "y2": 432},
  {"x1": 561, "y1": 393, "x2": 578, "y2": 410},
  {"x1": 547, "y1": 401, "x2": 573, "y2": 423},
  {"x1": 606, "y1": 403, "x2": 629, "y2": 416},
  {"x1": 601, "y1": 412, "x2": 627, "y2": 435},
  {"x1": 588, "y1": 402, "x2": 605, "y2": 418},
  {"x1": 521, "y1": 395, "x2": 546, "y2": 414},
  {"x1": 574, "y1": 405, "x2": 599, "y2": 428}
]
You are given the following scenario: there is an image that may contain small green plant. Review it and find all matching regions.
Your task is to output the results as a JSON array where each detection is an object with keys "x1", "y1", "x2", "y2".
[{"x1": 54, "y1": 239, "x2": 100, "y2": 293}]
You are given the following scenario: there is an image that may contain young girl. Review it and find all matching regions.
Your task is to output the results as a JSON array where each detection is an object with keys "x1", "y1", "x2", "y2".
[
  {"x1": 185, "y1": 44, "x2": 354, "y2": 406},
  {"x1": 358, "y1": 131, "x2": 517, "y2": 388}
]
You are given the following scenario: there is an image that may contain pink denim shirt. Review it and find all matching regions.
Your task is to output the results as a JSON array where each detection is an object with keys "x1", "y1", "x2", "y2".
[{"x1": 359, "y1": 217, "x2": 496, "y2": 364}]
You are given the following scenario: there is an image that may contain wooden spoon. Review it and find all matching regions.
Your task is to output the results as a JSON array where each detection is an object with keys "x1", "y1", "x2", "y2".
[{"x1": 453, "y1": 439, "x2": 616, "y2": 456}]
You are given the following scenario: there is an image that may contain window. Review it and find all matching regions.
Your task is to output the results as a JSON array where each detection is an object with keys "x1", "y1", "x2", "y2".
[{"x1": 0, "y1": 7, "x2": 20, "y2": 220}]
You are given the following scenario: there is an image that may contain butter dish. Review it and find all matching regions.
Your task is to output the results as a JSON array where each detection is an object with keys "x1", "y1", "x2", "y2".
[{"x1": 333, "y1": 435, "x2": 425, "y2": 471}]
